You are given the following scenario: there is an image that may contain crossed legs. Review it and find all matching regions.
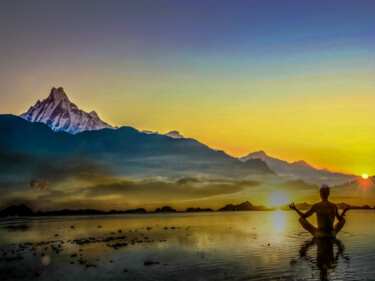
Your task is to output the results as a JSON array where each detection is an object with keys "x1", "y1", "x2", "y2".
[
  {"x1": 299, "y1": 217, "x2": 317, "y2": 236},
  {"x1": 298, "y1": 217, "x2": 346, "y2": 237},
  {"x1": 334, "y1": 218, "x2": 346, "y2": 233}
]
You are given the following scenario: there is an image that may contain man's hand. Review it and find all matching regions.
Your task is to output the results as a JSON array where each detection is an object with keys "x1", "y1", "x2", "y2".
[
  {"x1": 342, "y1": 205, "x2": 350, "y2": 216},
  {"x1": 289, "y1": 203, "x2": 297, "y2": 210},
  {"x1": 289, "y1": 202, "x2": 309, "y2": 218},
  {"x1": 339, "y1": 204, "x2": 350, "y2": 219}
]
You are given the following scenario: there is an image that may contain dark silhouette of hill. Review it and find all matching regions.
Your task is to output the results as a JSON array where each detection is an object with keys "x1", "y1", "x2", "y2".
[
  {"x1": 186, "y1": 207, "x2": 214, "y2": 212},
  {"x1": 155, "y1": 206, "x2": 176, "y2": 213},
  {"x1": 0, "y1": 203, "x2": 373, "y2": 217},
  {"x1": 0, "y1": 204, "x2": 34, "y2": 217},
  {"x1": 122, "y1": 208, "x2": 147, "y2": 214},
  {"x1": 218, "y1": 201, "x2": 274, "y2": 211}
]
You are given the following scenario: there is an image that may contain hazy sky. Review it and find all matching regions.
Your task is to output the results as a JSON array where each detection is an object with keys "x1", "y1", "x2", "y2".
[{"x1": 1, "y1": 0, "x2": 374, "y2": 175}]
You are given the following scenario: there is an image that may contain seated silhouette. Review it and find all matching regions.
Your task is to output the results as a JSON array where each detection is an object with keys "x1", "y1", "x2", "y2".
[{"x1": 289, "y1": 184, "x2": 350, "y2": 238}]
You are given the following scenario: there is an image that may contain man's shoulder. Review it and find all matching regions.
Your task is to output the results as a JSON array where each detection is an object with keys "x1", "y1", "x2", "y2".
[
  {"x1": 311, "y1": 203, "x2": 320, "y2": 209},
  {"x1": 314, "y1": 201, "x2": 337, "y2": 208},
  {"x1": 329, "y1": 201, "x2": 338, "y2": 208}
]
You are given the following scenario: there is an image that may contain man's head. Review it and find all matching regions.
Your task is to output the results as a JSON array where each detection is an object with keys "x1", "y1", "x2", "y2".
[{"x1": 320, "y1": 184, "x2": 330, "y2": 200}]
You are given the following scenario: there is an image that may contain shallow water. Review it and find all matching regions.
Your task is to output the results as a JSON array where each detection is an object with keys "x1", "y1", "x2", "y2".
[{"x1": 0, "y1": 210, "x2": 374, "y2": 281}]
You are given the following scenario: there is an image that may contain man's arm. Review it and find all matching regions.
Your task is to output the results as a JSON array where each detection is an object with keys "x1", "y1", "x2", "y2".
[
  {"x1": 336, "y1": 205, "x2": 350, "y2": 221},
  {"x1": 289, "y1": 203, "x2": 315, "y2": 218}
]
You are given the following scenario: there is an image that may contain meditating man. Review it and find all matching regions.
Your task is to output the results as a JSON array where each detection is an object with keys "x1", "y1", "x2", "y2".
[{"x1": 289, "y1": 184, "x2": 350, "y2": 238}]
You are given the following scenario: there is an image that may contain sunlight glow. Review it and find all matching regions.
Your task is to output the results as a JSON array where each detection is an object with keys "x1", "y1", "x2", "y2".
[
  {"x1": 362, "y1": 174, "x2": 368, "y2": 179},
  {"x1": 358, "y1": 177, "x2": 373, "y2": 190},
  {"x1": 270, "y1": 191, "x2": 288, "y2": 207}
]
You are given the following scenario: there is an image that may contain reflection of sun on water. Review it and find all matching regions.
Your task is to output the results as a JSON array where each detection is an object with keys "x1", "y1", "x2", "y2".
[
  {"x1": 270, "y1": 191, "x2": 288, "y2": 233},
  {"x1": 273, "y1": 210, "x2": 286, "y2": 232}
]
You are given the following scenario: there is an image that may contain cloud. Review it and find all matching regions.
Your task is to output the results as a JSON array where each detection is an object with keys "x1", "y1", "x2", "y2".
[
  {"x1": 1, "y1": 148, "x2": 373, "y2": 211},
  {"x1": 0, "y1": 176, "x2": 262, "y2": 211},
  {"x1": 84, "y1": 177, "x2": 261, "y2": 202},
  {"x1": 30, "y1": 179, "x2": 50, "y2": 191},
  {"x1": 276, "y1": 179, "x2": 318, "y2": 191},
  {"x1": 176, "y1": 177, "x2": 201, "y2": 185}
]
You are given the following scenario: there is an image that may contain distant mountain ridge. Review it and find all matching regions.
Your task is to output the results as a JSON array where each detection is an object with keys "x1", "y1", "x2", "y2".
[
  {"x1": 218, "y1": 201, "x2": 273, "y2": 211},
  {"x1": 0, "y1": 114, "x2": 274, "y2": 180},
  {"x1": 20, "y1": 87, "x2": 114, "y2": 134},
  {"x1": 2, "y1": 202, "x2": 373, "y2": 217},
  {"x1": 240, "y1": 150, "x2": 357, "y2": 186},
  {"x1": 142, "y1": 129, "x2": 184, "y2": 139}
]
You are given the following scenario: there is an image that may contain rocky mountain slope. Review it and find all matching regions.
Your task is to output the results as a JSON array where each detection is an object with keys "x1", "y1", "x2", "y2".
[{"x1": 20, "y1": 87, "x2": 114, "y2": 134}]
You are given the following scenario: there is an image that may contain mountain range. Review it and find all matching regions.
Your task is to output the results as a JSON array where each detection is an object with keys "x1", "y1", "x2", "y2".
[
  {"x1": 1, "y1": 87, "x2": 361, "y2": 186},
  {"x1": 239, "y1": 151, "x2": 356, "y2": 186},
  {"x1": 1, "y1": 86, "x2": 373, "y2": 212},
  {"x1": 0, "y1": 114, "x2": 273, "y2": 182}
]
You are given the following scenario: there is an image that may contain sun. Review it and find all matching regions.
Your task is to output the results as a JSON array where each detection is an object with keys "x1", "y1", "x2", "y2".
[
  {"x1": 362, "y1": 174, "x2": 368, "y2": 179},
  {"x1": 270, "y1": 191, "x2": 288, "y2": 207}
]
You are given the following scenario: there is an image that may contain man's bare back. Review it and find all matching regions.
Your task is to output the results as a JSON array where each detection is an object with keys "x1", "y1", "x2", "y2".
[
  {"x1": 312, "y1": 201, "x2": 337, "y2": 231},
  {"x1": 289, "y1": 185, "x2": 350, "y2": 238}
]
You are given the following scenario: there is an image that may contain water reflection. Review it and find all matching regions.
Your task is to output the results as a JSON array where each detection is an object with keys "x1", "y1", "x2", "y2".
[
  {"x1": 292, "y1": 238, "x2": 350, "y2": 281},
  {"x1": 273, "y1": 210, "x2": 286, "y2": 232},
  {"x1": 2, "y1": 212, "x2": 374, "y2": 281}
]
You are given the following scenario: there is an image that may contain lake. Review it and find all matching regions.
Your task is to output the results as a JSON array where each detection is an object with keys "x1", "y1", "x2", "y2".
[{"x1": 1, "y1": 210, "x2": 374, "y2": 280}]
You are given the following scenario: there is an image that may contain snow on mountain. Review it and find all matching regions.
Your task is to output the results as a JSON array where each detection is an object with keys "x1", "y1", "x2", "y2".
[
  {"x1": 141, "y1": 130, "x2": 159, "y2": 135},
  {"x1": 240, "y1": 150, "x2": 357, "y2": 186},
  {"x1": 164, "y1": 131, "x2": 183, "y2": 139},
  {"x1": 141, "y1": 129, "x2": 184, "y2": 139},
  {"x1": 20, "y1": 87, "x2": 115, "y2": 134}
]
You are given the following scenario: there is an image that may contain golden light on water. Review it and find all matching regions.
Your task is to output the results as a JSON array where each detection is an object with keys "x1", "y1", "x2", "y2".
[
  {"x1": 270, "y1": 191, "x2": 288, "y2": 208},
  {"x1": 362, "y1": 174, "x2": 368, "y2": 179},
  {"x1": 273, "y1": 210, "x2": 286, "y2": 233}
]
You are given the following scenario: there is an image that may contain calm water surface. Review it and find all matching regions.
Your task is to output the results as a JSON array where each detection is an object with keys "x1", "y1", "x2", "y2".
[{"x1": 0, "y1": 211, "x2": 374, "y2": 281}]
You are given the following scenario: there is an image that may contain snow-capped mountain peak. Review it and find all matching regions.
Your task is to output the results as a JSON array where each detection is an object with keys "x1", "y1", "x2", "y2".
[
  {"x1": 49, "y1": 87, "x2": 69, "y2": 101},
  {"x1": 20, "y1": 87, "x2": 115, "y2": 134}
]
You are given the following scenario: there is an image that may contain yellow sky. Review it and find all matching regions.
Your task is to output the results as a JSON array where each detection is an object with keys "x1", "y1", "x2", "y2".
[{"x1": 78, "y1": 74, "x2": 375, "y2": 176}]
